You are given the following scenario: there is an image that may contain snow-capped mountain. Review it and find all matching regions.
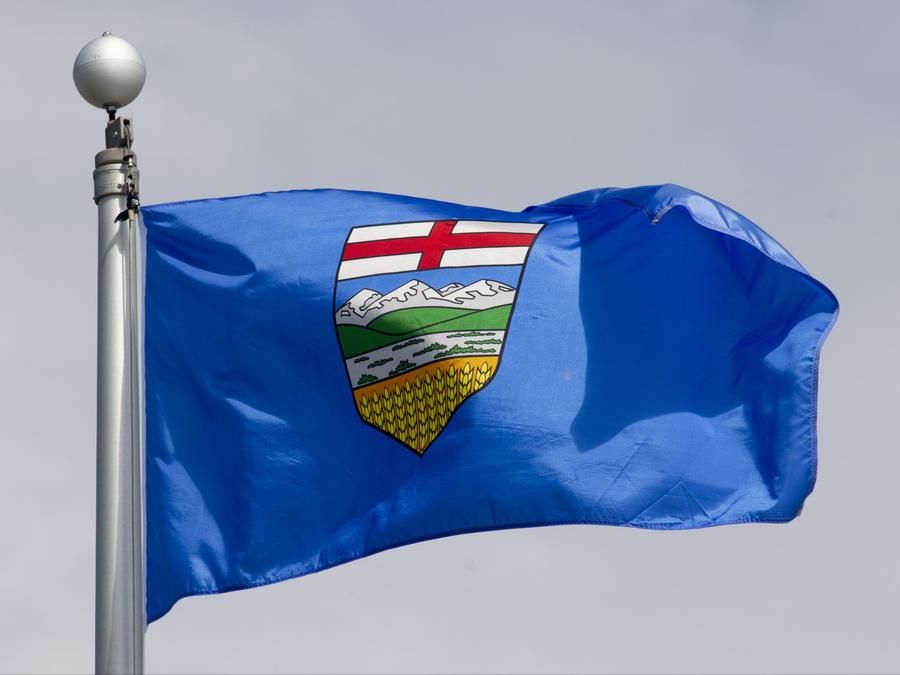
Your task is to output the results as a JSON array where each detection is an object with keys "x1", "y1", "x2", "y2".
[
  {"x1": 335, "y1": 279, "x2": 516, "y2": 326},
  {"x1": 441, "y1": 279, "x2": 515, "y2": 306},
  {"x1": 336, "y1": 288, "x2": 382, "y2": 319}
]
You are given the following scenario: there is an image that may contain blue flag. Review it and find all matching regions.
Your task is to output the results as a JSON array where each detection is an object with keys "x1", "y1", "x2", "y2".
[{"x1": 142, "y1": 184, "x2": 837, "y2": 621}]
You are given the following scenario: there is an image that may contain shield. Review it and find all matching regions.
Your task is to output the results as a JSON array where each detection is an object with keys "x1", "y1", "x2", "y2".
[{"x1": 333, "y1": 219, "x2": 545, "y2": 454}]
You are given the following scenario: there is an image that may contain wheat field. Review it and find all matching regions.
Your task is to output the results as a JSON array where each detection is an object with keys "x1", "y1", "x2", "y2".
[{"x1": 353, "y1": 356, "x2": 500, "y2": 453}]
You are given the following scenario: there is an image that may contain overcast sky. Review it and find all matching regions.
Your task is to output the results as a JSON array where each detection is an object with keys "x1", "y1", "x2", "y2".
[{"x1": 1, "y1": 1, "x2": 899, "y2": 673}]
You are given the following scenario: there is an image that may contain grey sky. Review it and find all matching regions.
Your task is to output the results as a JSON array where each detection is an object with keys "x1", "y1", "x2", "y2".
[{"x1": 1, "y1": 1, "x2": 898, "y2": 673}]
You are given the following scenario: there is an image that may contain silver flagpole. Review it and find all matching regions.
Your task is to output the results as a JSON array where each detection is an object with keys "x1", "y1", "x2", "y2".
[{"x1": 74, "y1": 33, "x2": 147, "y2": 675}]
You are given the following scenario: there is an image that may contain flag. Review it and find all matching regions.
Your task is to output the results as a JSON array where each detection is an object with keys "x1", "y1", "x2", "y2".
[{"x1": 142, "y1": 184, "x2": 837, "y2": 621}]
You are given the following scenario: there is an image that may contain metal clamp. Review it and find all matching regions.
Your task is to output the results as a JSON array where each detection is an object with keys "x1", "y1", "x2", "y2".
[{"x1": 93, "y1": 116, "x2": 140, "y2": 214}]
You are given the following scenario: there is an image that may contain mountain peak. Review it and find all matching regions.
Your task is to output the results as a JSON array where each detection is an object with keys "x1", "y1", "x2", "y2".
[
  {"x1": 335, "y1": 278, "x2": 516, "y2": 326},
  {"x1": 442, "y1": 279, "x2": 514, "y2": 302},
  {"x1": 337, "y1": 288, "x2": 382, "y2": 320}
]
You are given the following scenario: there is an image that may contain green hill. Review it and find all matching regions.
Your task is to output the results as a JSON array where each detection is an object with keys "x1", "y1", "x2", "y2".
[
  {"x1": 367, "y1": 306, "x2": 473, "y2": 334},
  {"x1": 337, "y1": 304, "x2": 513, "y2": 357}
]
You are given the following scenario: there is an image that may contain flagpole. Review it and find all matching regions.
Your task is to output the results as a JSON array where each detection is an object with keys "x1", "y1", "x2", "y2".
[{"x1": 74, "y1": 33, "x2": 147, "y2": 675}]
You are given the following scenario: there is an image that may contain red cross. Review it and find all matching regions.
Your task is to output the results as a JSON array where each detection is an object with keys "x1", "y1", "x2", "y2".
[{"x1": 341, "y1": 220, "x2": 537, "y2": 271}]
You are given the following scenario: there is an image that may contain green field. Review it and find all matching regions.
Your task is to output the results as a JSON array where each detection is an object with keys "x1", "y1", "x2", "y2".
[
  {"x1": 337, "y1": 304, "x2": 513, "y2": 357},
  {"x1": 367, "y1": 306, "x2": 472, "y2": 334}
]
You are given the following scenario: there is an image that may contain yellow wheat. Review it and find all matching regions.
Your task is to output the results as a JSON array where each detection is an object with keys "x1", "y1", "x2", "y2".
[{"x1": 353, "y1": 357, "x2": 498, "y2": 454}]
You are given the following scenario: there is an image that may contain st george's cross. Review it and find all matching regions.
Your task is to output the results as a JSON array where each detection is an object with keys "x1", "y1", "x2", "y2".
[
  {"x1": 333, "y1": 219, "x2": 546, "y2": 453},
  {"x1": 337, "y1": 219, "x2": 542, "y2": 280}
]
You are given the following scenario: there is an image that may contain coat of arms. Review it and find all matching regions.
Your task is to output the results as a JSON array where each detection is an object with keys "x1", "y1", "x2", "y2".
[{"x1": 333, "y1": 219, "x2": 545, "y2": 454}]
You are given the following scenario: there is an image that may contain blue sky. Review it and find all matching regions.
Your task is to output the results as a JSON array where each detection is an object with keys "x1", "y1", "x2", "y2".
[{"x1": 334, "y1": 264, "x2": 522, "y2": 307}]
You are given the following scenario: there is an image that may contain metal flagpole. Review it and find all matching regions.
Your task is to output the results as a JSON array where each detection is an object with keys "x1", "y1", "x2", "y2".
[{"x1": 73, "y1": 33, "x2": 147, "y2": 675}]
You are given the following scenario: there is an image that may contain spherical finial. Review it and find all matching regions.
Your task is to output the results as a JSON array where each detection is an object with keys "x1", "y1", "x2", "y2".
[{"x1": 73, "y1": 33, "x2": 146, "y2": 110}]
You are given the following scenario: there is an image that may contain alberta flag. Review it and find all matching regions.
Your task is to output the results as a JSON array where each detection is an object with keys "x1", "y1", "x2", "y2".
[{"x1": 141, "y1": 184, "x2": 837, "y2": 621}]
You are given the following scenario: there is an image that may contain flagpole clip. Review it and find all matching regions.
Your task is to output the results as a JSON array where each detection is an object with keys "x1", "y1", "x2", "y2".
[{"x1": 94, "y1": 115, "x2": 140, "y2": 216}]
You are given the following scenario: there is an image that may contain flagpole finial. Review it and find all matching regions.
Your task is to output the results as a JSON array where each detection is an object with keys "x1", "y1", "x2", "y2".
[{"x1": 73, "y1": 33, "x2": 146, "y2": 113}]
